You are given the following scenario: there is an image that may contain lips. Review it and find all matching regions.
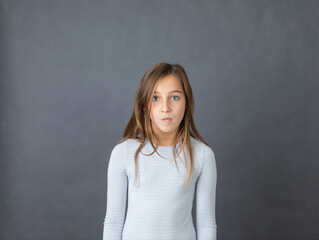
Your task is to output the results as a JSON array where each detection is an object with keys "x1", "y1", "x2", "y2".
[{"x1": 162, "y1": 118, "x2": 172, "y2": 121}]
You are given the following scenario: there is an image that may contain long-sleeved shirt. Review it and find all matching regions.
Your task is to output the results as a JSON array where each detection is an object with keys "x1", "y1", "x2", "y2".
[{"x1": 103, "y1": 136, "x2": 217, "y2": 240}]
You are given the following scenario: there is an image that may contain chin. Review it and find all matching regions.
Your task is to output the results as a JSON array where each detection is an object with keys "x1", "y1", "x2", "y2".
[{"x1": 161, "y1": 128, "x2": 177, "y2": 133}]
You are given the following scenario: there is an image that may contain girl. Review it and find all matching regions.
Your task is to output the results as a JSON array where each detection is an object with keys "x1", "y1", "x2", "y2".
[{"x1": 103, "y1": 62, "x2": 217, "y2": 240}]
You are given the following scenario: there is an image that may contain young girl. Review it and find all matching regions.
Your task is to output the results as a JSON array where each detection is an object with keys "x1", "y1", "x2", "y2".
[{"x1": 103, "y1": 62, "x2": 217, "y2": 240}]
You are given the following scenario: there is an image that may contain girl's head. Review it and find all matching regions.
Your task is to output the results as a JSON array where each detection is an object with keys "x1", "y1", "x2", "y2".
[
  {"x1": 119, "y1": 62, "x2": 208, "y2": 189},
  {"x1": 124, "y1": 62, "x2": 196, "y2": 144},
  {"x1": 148, "y1": 73, "x2": 186, "y2": 146}
]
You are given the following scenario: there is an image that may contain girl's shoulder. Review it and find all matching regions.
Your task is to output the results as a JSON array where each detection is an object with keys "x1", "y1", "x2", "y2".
[
  {"x1": 190, "y1": 136, "x2": 206, "y2": 149},
  {"x1": 124, "y1": 138, "x2": 142, "y2": 147},
  {"x1": 190, "y1": 136, "x2": 201, "y2": 147},
  {"x1": 114, "y1": 138, "x2": 142, "y2": 152},
  {"x1": 190, "y1": 136, "x2": 215, "y2": 157}
]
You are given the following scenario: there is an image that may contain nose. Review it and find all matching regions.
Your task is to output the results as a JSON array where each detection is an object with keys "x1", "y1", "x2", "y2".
[{"x1": 161, "y1": 99, "x2": 170, "y2": 112}]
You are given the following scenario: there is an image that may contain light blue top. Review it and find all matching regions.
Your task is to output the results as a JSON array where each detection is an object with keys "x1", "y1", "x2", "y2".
[{"x1": 103, "y1": 136, "x2": 217, "y2": 240}]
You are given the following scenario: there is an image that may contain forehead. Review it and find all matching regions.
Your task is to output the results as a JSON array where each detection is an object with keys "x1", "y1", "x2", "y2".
[{"x1": 153, "y1": 75, "x2": 183, "y2": 93}]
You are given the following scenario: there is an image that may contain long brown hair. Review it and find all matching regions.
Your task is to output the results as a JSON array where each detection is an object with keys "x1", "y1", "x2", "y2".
[{"x1": 117, "y1": 62, "x2": 208, "y2": 190}]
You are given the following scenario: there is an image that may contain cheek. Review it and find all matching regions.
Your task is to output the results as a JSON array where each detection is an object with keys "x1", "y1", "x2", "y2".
[
  {"x1": 149, "y1": 108, "x2": 155, "y2": 121},
  {"x1": 178, "y1": 110, "x2": 185, "y2": 119},
  {"x1": 150, "y1": 104, "x2": 158, "y2": 115},
  {"x1": 177, "y1": 103, "x2": 186, "y2": 115}
]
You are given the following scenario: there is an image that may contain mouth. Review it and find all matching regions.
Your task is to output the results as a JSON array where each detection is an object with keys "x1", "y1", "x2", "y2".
[{"x1": 162, "y1": 118, "x2": 172, "y2": 122}]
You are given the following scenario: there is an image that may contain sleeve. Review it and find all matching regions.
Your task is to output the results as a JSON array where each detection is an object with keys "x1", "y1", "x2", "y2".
[
  {"x1": 103, "y1": 142, "x2": 128, "y2": 240},
  {"x1": 195, "y1": 145, "x2": 218, "y2": 240}
]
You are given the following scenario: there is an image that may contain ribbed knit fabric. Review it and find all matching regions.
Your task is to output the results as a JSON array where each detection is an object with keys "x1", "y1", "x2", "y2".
[{"x1": 103, "y1": 136, "x2": 217, "y2": 240}]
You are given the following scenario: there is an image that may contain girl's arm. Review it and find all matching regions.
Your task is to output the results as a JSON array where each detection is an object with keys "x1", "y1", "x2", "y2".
[
  {"x1": 103, "y1": 142, "x2": 128, "y2": 240},
  {"x1": 195, "y1": 145, "x2": 218, "y2": 240}
]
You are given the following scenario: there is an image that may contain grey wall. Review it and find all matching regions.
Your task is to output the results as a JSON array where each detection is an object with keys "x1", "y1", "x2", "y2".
[{"x1": 1, "y1": 0, "x2": 318, "y2": 239}]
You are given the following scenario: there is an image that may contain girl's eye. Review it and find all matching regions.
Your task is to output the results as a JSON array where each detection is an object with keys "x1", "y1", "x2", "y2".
[
  {"x1": 152, "y1": 96, "x2": 180, "y2": 101},
  {"x1": 172, "y1": 96, "x2": 179, "y2": 101}
]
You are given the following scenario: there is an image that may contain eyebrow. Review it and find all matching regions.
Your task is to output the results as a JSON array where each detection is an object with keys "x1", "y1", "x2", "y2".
[{"x1": 153, "y1": 90, "x2": 183, "y2": 94}]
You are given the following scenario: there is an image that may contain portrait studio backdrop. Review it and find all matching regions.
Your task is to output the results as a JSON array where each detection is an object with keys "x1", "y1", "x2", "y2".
[{"x1": 1, "y1": 1, "x2": 318, "y2": 240}]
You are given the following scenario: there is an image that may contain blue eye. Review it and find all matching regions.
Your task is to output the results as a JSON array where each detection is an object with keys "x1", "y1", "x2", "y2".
[
  {"x1": 172, "y1": 96, "x2": 179, "y2": 100},
  {"x1": 152, "y1": 96, "x2": 180, "y2": 101}
]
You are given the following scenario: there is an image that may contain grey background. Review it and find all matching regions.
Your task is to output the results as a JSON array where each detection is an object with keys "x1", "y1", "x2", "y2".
[{"x1": 1, "y1": 0, "x2": 318, "y2": 240}]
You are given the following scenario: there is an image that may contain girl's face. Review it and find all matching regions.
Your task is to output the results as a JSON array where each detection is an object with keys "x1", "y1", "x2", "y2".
[{"x1": 149, "y1": 74, "x2": 186, "y2": 145}]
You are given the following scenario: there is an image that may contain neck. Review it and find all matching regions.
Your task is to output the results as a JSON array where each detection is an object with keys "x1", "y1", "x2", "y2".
[{"x1": 153, "y1": 134, "x2": 182, "y2": 147}]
